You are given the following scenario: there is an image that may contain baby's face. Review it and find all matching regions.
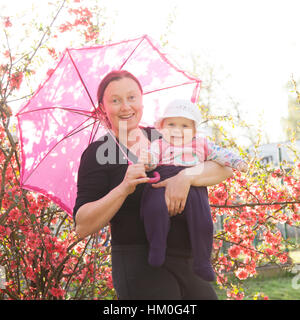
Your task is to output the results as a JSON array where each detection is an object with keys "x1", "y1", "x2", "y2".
[{"x1": 160, "y1": 117, "x2": 196, "y2": 146}]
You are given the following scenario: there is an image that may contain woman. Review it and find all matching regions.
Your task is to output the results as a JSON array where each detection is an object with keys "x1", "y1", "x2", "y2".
[{"x1": 73, "y1": 70, "x2": 233, "y2": 300}]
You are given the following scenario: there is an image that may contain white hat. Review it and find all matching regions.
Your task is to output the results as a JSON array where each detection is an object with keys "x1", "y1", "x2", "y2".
[{"x1": 155, "y1": 99, "x2": 202, "y2": 130}]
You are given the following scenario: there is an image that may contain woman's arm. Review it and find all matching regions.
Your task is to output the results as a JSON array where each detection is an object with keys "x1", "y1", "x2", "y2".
[
  {"x1": 75, "y1": 163, "x2": 150, "y2": 239},
  {"x1": 183, "y1": 161, "x2": 233, "y2": 186},
  {"x1": 75, "y1": 186, "x2": 128, "y2": 239},
  {"x1": 151, "y1": 161, "x2": 233, "y2": 216}
]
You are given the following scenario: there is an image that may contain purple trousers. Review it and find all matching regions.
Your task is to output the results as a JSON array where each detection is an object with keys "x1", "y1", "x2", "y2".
[{"x1": 140, "y1": 165, "x2": 215, "y2": 281}]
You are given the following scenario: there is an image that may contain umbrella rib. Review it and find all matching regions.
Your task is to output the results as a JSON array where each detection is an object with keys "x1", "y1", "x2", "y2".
[
  {"x1": 119, "y1": 35, "x2": 146, "y2": 70},
  {"x1": 66, "y1": 49, "x2": 97, "y2": 112},
  {"x1": 16, "y1": 50, "x2": 68, "y2": 117},
  {"x1": 22, "y1": 117, "x2": 98, "y2": 184},
  {"x1": 68, "y1": 35, "x2": 146, "y2": 52},
  {"x1": 18, "y1": 106, "x2": 95, "y2": 118},
  {"x1": 89, "y1": 117, "x2": 101, "y2": 145},
  {"x1": 145, "y1": 35, "x2": 201, "y2": 83},
  {"x1": 143, "y1": 81, "x2": 200, "y2": 95}
]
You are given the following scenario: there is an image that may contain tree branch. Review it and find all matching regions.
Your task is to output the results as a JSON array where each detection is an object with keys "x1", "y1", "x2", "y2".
[
  {"x1": 23, "y1": 0, "x2": 67, "y2": 69},
  {"x1": 211, "y1": 200, "x2": 300, "y2": 209}
]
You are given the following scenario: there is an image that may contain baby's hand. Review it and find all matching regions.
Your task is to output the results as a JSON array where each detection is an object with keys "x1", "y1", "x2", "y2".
[
  {"x1": 237, "y1": 161, "x2": 248, "y2": 173},
  {"x1": 138, "y1": 149, "x2": 156, "y2": 172},
  {"x1": 138, "y1": 149, "x2": 151, "y2": 164}
]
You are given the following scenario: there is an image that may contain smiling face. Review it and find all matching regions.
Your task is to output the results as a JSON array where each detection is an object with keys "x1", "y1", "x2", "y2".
[
  {"x1": 161, "y1": 116, "x2": 196, "y2": 146},
  {"x1": 101, "y1": 77, "x2": 143, "y2": 137}
]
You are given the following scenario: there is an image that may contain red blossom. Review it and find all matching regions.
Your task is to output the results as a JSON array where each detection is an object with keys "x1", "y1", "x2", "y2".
[
  {"x1": 43, "y1": 226, "x2": 50, "y2": 234},
  {"x1": 0, "y1": 226, "x2": 12, "y2": 238},
  {"x1": 228, "y1": 245, "x2": 241, "y2": 259},
  {"x1": 257, "y1": 211, "x2": 267, "y2": 224},
  {"x1": 4, "y1": 50, "x2": 10, "y2": 58},
  {"x1": 216, "y1": 274, "x2": 228, "y2": 286},
  {"x1": 8, "y1": 71, "x2": 23, "y2": 90},
  {"x1": 47, "y1": 48, "x2": 57, "y2": 59},
  {"x1": 3, "y1": 17, "x2": 12, "y2": 28},
  {"x1": 50, "y1": 287, "x2": 65, "y2": 298},
  {"x1": 213, "y1": 239, "x2": 223, "y2": 250},
  {"x1": 106, "y1": 274, "x2": 114, "y2": 290},
  {"x1": 214, "y1": 190, "x2": 228, "y2": 201},
  {"x1": 59, "y1": 7, "x2": 94, "y2": 36},
  {"x1": 277, "y1": 252, "x2": 288, "y2": 264},
  {"x1": 25, "y1": 267, "x2": 36, "y2": 282},
  {"x1": 292, "y1": 213, "x2": 300, "y2": 221},
  {"x1": 235, "y1": 268, "x2": 249, "y2": 280},
  {"x1": 227, "y1": 289, "x2": 245, "y2": 300},
  {"x1": 59, "y1": 22, "x2": 73, "y2": 33},
  {"x1": 84, "y1": 28, "x2": 99, "y2": 42},
  {"x1": 224, "y1": 220, "x2": 238, "y2": 233},
  {"x1": 263, "y1": 230, "x2": 282, "y2": 246}
]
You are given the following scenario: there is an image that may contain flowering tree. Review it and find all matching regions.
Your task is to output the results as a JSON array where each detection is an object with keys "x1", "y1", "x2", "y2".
[
  {"x1": 0, "y1": 0, "x2": 299, "y2": 300},
  {"x1": 207, "y1": 114, "x2": 300, "y2": 299},
  {"x1": 0, "y1": 0, "x2": 114, "y2": 300}
]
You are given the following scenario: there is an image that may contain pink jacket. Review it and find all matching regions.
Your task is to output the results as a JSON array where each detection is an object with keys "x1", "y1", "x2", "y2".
[{"x1": 149, "y1": 136, "x2": 245, "y2": 169}]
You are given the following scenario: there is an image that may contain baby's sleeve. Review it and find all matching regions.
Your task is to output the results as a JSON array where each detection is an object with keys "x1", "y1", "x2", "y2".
[{"x1": 205, "y1": 139, "x2": 245, "y2": 169}]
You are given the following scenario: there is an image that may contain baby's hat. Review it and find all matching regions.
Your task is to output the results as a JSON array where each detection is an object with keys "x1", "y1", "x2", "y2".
[{"x1": 155, "y1": 99, "x2": 202, "y2": 129}]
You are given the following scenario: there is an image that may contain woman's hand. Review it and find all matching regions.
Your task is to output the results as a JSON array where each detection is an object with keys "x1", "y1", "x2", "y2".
[
  {"x1": 151, "y1": 170, "x2": 192, "y2": 216},
  {"x1": 119, "y1": 163, "x2": 150, "y2": 196},
  {"x1": 75, "y1": 164, "x2": 149, "y2": 239},
  {"x1": 151, "y1": 161, "x2": 233, "y2": 216},
  {"x1": 138, "y1": 148, "x2": 156, "y2": 172}
]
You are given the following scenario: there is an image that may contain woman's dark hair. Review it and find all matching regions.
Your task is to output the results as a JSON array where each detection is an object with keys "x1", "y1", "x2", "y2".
[{"x1": 97, "y1": 70, "x2": 143, "y2": 105}]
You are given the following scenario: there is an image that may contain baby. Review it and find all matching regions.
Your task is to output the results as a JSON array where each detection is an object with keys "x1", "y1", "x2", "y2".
[{"x1": 139, "y1": 99, "x2": 247, "y2": 281}]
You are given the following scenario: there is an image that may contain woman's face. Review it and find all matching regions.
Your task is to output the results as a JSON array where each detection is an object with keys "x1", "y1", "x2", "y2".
[{"x1": 101, "y1": 77, "x2": 143, "y2": 137}]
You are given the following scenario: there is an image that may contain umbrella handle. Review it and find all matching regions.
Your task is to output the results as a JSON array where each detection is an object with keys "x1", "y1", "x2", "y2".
[
  {"x1": 128, "y1": 160, "x2": 160, "y2": 183},
  {"x1": 147, "y1": 171, "x2": 160, "y2": 183}
]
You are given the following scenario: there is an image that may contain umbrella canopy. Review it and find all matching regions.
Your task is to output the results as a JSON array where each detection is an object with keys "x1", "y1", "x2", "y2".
[{"x1": 16, "y1": 35, "x2": 201, "y2": 217}]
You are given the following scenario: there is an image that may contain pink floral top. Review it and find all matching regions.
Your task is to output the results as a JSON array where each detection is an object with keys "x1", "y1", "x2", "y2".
[{"x1": 148, "y1": 136, "x2": 245, "y2": 169}]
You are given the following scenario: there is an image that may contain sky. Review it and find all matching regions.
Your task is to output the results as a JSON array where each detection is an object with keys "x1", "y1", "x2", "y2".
[
  {"x1": 105, "y1": 0, "x2": 300, "y2": 144},
  {"x1": 1, "y1": 0, "x2": 300, "y2": 145}
]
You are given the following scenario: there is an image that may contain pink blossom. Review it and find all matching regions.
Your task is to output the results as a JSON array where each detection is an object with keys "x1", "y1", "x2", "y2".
[
  {"x1": 4, "y1": 17, "x2": 12, "y2": 28},
  {"x1": 50, "y1": 287, "x2": 65, "y2": 298},
  {"x1": 228, "y1": 245, "x2": 241, "y2": 259},
  {"x1": 236, "y1": 268, "x2": 249, "y2": 280}
]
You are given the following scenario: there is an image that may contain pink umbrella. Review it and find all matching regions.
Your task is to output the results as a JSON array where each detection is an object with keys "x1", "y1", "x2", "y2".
[{"x1": 16, "y1": 35, "x2": 201, "y2": 218}]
